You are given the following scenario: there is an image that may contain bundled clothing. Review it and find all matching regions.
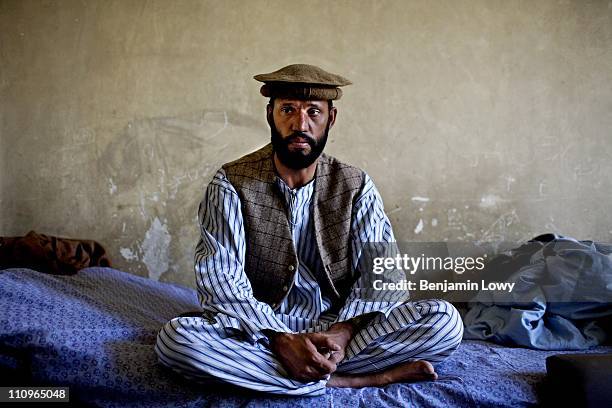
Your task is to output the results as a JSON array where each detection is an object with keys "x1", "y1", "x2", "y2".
[
  {"x1": 0, "y1": 230, "x2": 111, "y2": 275},
  {"x1": 464, "y1": 234, "x2": 612, "y2": 350}
]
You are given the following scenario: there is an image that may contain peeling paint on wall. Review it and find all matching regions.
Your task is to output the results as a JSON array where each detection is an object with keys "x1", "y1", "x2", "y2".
[
  {"x1": 95, "y1": 108, "x2": 264, "y2": 284},
  {"x1": 142, "y1": 217, "x2": 171, "y2": 281},
  {"x1": 414, "y1": 218, "x2": 424, "y2": 234},
  {"x1": 479, "y1": 195, "x2": 501, "y2": 209},
  {"x1": 120, "y1": 247, "x2": 138, "y2": 261},
  {"x1": 108, "y1": 178, "x2": 117, "y2": 195}
]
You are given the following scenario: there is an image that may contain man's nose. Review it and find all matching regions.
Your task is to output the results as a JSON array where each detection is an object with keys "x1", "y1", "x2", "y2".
[{"x1": 293, "y1": 111, "x2": 309, "y2": 132}]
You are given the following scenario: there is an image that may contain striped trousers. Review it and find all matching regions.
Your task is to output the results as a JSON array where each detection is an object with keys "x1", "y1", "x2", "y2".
[{"x1": 155, "y1": 299, "x2": 463, "y2": 396}]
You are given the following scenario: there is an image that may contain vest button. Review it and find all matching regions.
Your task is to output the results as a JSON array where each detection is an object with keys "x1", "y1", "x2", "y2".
[
  {"x1": 282, "y1": 285, "x2": 288, "y2": 291},
  {"x1": 288, "y1": 265, "x2": 295, "y2": 272}
]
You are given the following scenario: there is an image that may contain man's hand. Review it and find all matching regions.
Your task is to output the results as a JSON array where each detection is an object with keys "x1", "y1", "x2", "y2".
[
  {"x1": 312, "y1": 321, "x2": 354, "y2": 364},
  {"x1": 267, "y1": 319, "x2": 360, "y2": 381},
  {"x1": 268, "y1": 332, "x2": 339, "y2": 382}
]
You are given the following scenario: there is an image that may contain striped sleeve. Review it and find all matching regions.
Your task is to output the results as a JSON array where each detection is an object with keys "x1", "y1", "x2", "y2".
[
  {"x1": 336, "y1": 173, "x2": 408, "y2": 322},
  {"x1": 194, "y1": 169, "x2": 292, "y2": 343}
]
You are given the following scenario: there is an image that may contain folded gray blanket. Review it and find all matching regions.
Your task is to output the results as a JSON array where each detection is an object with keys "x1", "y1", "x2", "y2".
[{"x1": 463, "y1": 234, "x2": 612, "y2": 350}]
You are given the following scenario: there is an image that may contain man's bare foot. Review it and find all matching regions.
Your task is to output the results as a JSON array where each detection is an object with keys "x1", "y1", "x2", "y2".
[{"x1": 326, "y1": 360, "x2": 437, "y2": 388}]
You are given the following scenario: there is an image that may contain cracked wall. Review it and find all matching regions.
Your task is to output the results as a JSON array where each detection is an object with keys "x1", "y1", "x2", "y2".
[{"x1": 1, "y1": 0, "x2": 611, "y2": 288}]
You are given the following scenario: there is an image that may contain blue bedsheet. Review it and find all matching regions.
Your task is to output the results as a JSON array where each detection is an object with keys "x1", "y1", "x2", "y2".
[{"x1": 1, "y1": 267, "x2": 610, "y2": 407}]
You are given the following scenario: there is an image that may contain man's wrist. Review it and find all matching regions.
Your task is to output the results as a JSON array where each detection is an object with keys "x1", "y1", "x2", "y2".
[
  {"x1": 262, "y1": 329, "x2": 278, "y2": 340},
  {"x1": 329, "y1": 321, "x2": 355, "y2": 339},
  {"x1": 344, "y1": 312, "x2": 377, "y2": 333},
  {"x1": 262, "y1": 329, "x2": 291, "y2": 344}
]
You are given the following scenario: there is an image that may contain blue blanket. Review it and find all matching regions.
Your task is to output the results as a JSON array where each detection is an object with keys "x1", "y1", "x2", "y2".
[
  {"x1": 463, "y1": 236, "x2": 612, "y2": 350},
  {"x1": 1, "y1": 267, "x2": 611, "y2": 407}
]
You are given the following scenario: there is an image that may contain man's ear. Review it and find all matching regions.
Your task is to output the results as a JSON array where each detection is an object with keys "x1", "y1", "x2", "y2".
[
  {"x1": 266, "y1": 104, "x2": 274, "y2": 127},
  {"x1": 328, "y1": 107, "x2": 338, "y2": 129}
]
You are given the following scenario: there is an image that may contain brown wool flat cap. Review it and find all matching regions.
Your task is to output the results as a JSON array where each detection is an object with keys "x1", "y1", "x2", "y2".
[{"x1": 254, "y1": 64, "x2": 352, "y2": 100}]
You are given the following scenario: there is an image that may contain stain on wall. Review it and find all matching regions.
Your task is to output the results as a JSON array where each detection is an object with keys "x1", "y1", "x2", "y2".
[
  {"x1": 1, "y1": 0, "x2": 611, "y2": 288},
  {"x1": 96, "y1": 109, "x2": 265, "y2": 285}
]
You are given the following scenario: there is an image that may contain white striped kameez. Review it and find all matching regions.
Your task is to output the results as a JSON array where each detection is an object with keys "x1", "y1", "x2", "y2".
[{"x1": 155, "y1": 169, "x2": 463, "y2": 396}]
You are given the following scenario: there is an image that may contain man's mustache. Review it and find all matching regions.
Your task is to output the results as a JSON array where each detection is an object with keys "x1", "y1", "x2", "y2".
[{"x1": 284, "y1": 132, "x2": 317, "y2": 146}]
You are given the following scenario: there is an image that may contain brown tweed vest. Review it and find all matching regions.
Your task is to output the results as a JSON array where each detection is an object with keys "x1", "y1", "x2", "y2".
[{"x1": 222, "y1": 143, "x2": 365, "y2": 310}]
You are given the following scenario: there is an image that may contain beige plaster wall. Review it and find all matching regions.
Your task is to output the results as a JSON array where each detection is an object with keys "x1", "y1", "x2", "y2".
[{"x1": 1, "y1": 0, "x2": 611, "y2": 288}]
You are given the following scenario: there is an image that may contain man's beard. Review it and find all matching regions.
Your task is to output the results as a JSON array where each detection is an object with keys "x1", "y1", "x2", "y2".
[{"x1": 270, "y1": 120, "x2": 330, "y2": 170}]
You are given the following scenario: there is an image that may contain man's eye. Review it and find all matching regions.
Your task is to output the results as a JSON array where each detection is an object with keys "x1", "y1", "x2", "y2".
[
  {"x1": 309, "y1": 109, "x2": 321, "y2": 116},
  {"x1": 281, "y1": 107, "x2": 293, "y2": 113}
]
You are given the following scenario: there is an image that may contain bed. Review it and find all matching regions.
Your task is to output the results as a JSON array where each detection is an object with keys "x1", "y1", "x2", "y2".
[{"x1": 1, "y1": 267, "x2": 610, "y2": 407}]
